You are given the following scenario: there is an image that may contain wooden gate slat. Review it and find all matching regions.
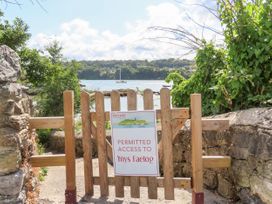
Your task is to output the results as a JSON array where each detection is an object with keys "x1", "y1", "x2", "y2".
[
  {"x1": 143, "y1": 89, "x2": 158, "y2": 199},
  {"x1": 95, "y1": 91, "x2": 109, "y2": 196},
  {"x1": 80, "y1": 91, "x2": 94, "y2": 196},
  {"x1": 111, "y1": 90, "x2": 124, "y2": 197},
  {"x1": 127, "y1": 89, "x2": 140, "y2": 198},
  {"x1": 160, "y1": 88, "x2": 174, "y2": 200}
]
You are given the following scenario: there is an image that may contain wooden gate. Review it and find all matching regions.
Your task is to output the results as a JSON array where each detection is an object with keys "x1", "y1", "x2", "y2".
[{"x1": 80, "y1": 88, "x2": 231, "y2": 204}]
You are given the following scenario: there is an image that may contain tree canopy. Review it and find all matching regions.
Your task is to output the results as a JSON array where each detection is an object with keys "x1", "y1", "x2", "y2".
[
  {"x1": 0, "y1": 11, "x2": 30, "y2": 51},
  {"x1": 0, "y1": 11, "x2": 80, "y2": 116}
]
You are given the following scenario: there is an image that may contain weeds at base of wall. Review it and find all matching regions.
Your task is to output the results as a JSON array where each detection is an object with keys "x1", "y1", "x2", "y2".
[{"x1": 38, "y1": 168, "x2": 48, "y2": 181}]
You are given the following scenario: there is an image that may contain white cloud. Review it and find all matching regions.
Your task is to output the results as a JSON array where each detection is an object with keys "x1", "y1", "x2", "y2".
[{"x1": 29, "y1": 2, "x2": 222, "y2": 60}]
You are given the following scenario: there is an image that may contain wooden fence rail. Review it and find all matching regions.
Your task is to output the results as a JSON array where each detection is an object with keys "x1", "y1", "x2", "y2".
[
  {"x1": 29, "y1": 117, "x2": 65, "y2": 129},
  {"x1": 29, "y1": 154, "x2": 66, "y2": 167}
]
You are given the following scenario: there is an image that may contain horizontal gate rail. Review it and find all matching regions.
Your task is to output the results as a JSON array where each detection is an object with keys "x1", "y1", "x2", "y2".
[
  {"x1": 89, "y1": 113, "x2": 229, "y2": 131},
  {"x1": 89, "y1": 108, "x2": 190, "y2": 121},
  {"x1": 30, "y1": 154, "x2": 66, "y2": 167},
  {"x1": 91, "y1": 177, "x2": 192, "y2": 189}
]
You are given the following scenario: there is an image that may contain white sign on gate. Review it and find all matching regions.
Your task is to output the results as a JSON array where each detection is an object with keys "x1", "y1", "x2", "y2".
[{"x1": 110, "y1": 110, "x2": 159, "y2": 176}]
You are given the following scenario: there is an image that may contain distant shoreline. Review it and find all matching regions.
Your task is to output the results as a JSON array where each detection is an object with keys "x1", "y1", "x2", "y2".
[{"x1": 77, "y1": 59, "x2": 194, "y2": 80}]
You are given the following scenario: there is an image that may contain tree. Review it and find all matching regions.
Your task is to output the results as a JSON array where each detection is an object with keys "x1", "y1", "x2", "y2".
[
  {"x1": 0, "y1": 10, "x2": 81, "y2": 116},
  {"x1": 36, "y1": 43, "x2": 81, "y2": 116},
  {"x1": 20, "y1": 48, "x2": 53, "y2": 87},
  {"x1": 45, "y1": 40, "x2": 63, "y2": 64},
  {"x1": 0, "y1": 11, "x2": 30, "y2": 51}
]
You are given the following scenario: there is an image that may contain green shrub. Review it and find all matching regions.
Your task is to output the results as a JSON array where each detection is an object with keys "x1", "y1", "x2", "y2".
[
  {"x1": 36, "y1": 129, "x2": 51, "y2": 148},
  {"x1": 217, "y1": 0, "x2": 272, "y2": 110},
  {"x1": 105, "y1": 121, "x2": 111, "y2": 130},
  {"x1": 75, "y1": 120, "x2": 82, "y2": 133},
  {"x1": 21, "y1": 42, "x2": 81, "y2": 117},
  {"x1": 37, "y1": 62, "x2": 81, "y2": 116},
  {"x1": 39, "y1": 167, "x2": 48, "y2": 181},
  {"x1": 167, "y1": 44, "x2": 227, "y2": 115},
  {"x1": 167, "y1": 0, "x2": 272, "y2": 115}
]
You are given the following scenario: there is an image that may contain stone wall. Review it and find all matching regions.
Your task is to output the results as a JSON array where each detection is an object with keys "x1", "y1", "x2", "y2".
[
  {"x1": 49, "y1": 130, "x2": 98, "y2": 158},
  {"x1": 0, "y1": 45, "x2": 37, "y2": 203},
  {"x1": 172, "y1": 108, "x2": 272, "y2": 204}
]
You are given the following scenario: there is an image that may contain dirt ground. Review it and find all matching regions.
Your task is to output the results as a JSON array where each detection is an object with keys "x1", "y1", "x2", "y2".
[{"x1": 38, "y1": 158, "x2": 229, "y2": 204}]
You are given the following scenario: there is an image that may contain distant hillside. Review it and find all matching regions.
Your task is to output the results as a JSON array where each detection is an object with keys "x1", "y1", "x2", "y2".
[{"x1": 78, "y1": 59, "x2": 194, "y2": 80}]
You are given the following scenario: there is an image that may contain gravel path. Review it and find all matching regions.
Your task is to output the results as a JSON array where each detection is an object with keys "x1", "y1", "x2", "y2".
[{"x1": 39, "y1": 158, "x2": 228, "y2": 204}]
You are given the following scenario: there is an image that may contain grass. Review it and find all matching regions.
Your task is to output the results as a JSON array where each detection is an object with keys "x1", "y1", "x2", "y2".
[
  {"x1": 36, "y1": 129, "x2": 51, "y2": 148},
  {"x1": 105, "y1": 121, "x2": 111, "y2": 130},
  {"x1": 38, "y1": 167, "x2": 48, "y2": 181},
  {"x1": 36, "y1": 129, "x2": 51, "y2": 181},
  {"x1": 75, "y1": 120, "x2": 82, "y2": 133}
]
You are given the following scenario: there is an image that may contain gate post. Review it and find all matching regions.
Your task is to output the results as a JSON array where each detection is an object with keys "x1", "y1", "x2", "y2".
[
  {"x1": 190, "y1": 94, "x2": 204, "y2": 204},
  {"x1": 64, "y1": 91, "x2": 76, "y2": 204}
]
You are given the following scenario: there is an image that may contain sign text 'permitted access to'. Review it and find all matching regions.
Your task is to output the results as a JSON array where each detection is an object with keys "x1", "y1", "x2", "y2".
[{"x1": 110, "y1": 110, "x2": 159, "y2": 176}]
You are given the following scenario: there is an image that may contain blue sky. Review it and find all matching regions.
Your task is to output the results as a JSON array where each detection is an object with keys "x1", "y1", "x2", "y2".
[
  {"x1": 4, "y1": 0, "x2": 169, "y2": 35},
  {"x1": 2, "y1": 0, "x2": 222, "y2": 60}
]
